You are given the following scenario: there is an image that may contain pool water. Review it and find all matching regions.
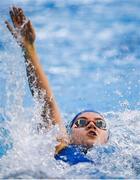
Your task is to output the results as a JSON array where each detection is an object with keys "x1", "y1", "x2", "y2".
[{"x1": 0, "y1": 0, "x2": 140, "y2": 178}]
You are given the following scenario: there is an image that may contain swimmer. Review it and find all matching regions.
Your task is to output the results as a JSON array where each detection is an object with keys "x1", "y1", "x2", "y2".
[{"x1": 5, "y1": 6, "x2": 109, "y2": 165}]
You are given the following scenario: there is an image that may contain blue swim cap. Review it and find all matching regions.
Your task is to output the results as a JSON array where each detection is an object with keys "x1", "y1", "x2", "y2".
[{"x1": 69, "y1": 110, "x2": 102, "y2": 128}]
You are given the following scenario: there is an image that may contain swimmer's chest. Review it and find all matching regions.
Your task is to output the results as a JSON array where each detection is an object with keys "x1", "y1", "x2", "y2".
[{"x1": 55, "y1": 145, "x2": 93, "y2": 165}]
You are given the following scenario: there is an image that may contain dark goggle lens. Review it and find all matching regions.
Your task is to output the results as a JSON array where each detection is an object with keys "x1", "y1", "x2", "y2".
[
  {"x1": 95, "y1": 120, "x2": 107, "y2": 129},
  {"x1": 75, "y1": 118, "x2": 107, "y2": 129},
  {"x1": 75, "y1": 119, "x2": 88, "y2": 127}
]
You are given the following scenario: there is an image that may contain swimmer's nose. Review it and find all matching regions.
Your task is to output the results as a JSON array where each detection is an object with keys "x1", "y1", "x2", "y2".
[{"x1": 86, "y1": 121, "x2": 97, "y2": 130}]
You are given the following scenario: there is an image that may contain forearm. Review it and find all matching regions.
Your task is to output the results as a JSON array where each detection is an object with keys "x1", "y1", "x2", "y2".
[
  {"x1": 23, "y1": 44, "x2": 51, "y2": 94},
  {"x1": 23, "y1": 43, "x2": 61, "y2": 125}
]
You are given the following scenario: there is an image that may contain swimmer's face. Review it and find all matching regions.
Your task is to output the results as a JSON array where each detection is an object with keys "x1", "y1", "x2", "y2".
[{"x1": 70, "y1": 112, "x2": 108, "y2": 148}]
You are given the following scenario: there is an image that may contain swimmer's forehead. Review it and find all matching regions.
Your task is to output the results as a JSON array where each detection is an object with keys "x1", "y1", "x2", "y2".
[{"x1": 76, "y1": 112, "x2": 104, "y2": 121}]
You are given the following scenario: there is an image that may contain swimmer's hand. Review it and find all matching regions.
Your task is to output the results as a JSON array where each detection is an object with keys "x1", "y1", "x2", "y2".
[{"x1": 5, "y1": 6, "x2": 35, "y2": 48}]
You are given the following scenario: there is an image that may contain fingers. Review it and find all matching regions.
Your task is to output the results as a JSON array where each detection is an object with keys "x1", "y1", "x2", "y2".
[
  {"x1": 5, "y1": 20, "x2": 17, "y2": 39},
  {"x1": 9, "y1": 9, "x2": 17, "y2": 28},
  {"x1": 5, "y1": 20, "x2": 13, "y2": 32},
  {"x1": 5, "y1": 20, "x2": 24, "y2": 47},
  {"x1": 18, "y1": 8, "x2": 26, "y2": 23},
  {"x1": 13, "y1": 6, "x2": 21, "y2": 25},
  {"x1": 9, "y1": 6, "x2": 27, "y2": 28}
]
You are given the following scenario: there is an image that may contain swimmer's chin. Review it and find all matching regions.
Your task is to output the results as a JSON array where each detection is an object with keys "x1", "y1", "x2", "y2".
[{"x1": 83, "y1": 138, "x2": 101, "y2": 148}]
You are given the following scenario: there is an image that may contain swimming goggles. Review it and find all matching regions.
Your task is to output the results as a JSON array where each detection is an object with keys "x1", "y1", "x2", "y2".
[{"x1": 74, "y1": 118, "x2": 107, "y2": 130}]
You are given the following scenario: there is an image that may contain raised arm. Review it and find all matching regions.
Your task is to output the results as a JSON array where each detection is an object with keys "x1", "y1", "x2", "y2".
[{"x1": 5, "y1": 7, "x2": 69, "y2": 149}]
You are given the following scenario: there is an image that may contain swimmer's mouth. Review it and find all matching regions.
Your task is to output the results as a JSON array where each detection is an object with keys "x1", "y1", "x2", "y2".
[{"x1": 87, "y1": 131, "x2": 97, "y2": 137}]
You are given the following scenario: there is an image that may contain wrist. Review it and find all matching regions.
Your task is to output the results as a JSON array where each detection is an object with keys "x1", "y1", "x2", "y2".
[
  {"x1": 24, "y1": 42, "x2": 35, "y2": 51},
  {"x1": 22, "y1": 43, "x2": 36, "y2": 58}
]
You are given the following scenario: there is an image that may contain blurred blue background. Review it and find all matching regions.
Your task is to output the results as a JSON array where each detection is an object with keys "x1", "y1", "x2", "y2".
[{"x1": 0, "y1": 0, "x2": 140, "y2": 115}]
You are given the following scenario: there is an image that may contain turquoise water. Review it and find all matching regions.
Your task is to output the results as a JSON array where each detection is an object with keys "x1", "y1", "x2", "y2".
[{"x1": 0, "y1": 0, "x2": 140, "y2": 178}]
